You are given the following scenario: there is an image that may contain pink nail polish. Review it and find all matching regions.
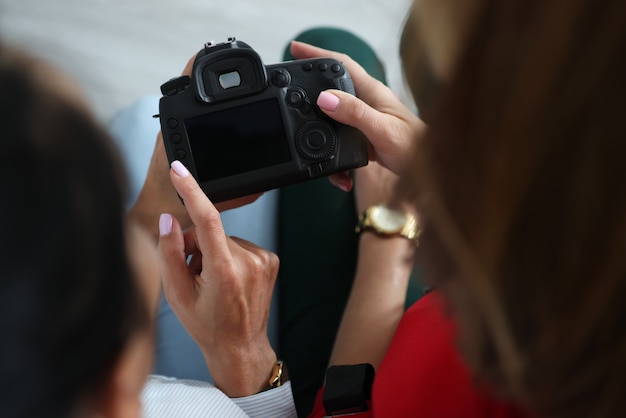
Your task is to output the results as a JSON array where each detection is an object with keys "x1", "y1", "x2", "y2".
[
  {"x1": 171, "y1": 160, "x2": 189, "y2": 177},
  {"x1": 159, "y1": 213, "x2": 173, "y2": 236},
  {"x1": 317, "y1": 91, "x2": 340, "y2": 112}
]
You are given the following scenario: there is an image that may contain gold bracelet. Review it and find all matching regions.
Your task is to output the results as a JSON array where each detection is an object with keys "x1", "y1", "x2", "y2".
[
  {"x1": 268, "y1": 360, "x2": 283, "y2": 388},
  {"x1": 267, "y1": 360, "x2": 288, "y2": 389}
]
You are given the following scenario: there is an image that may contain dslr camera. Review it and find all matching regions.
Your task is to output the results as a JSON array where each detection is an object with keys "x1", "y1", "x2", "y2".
[{"x1": 158, "y1": 37, "x2": 369, "y2": 202}]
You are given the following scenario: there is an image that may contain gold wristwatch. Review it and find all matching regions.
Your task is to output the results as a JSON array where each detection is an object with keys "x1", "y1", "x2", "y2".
[{"x1": 355, "y1": 204, "x2": 420, "y2": 242}]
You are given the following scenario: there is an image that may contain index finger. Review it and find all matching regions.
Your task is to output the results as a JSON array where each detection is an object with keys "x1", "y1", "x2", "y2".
[{"x1": 168, "y1": 160, "x2": 231, "y2": 260}]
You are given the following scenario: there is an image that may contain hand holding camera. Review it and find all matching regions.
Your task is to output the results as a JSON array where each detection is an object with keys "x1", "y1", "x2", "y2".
[{"x1": 159, "y1": 37, "x2": 369, "y2": 202}]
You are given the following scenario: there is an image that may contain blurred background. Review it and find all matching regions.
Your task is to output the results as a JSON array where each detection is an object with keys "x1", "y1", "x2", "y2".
[{"x1": 0, "y1": 0, "x2": 415, "y2": 123}]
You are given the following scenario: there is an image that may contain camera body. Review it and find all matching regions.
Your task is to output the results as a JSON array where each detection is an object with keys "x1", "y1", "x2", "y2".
[{"x1": 159, "y1": 37, "x2": 368, "y2": 202}]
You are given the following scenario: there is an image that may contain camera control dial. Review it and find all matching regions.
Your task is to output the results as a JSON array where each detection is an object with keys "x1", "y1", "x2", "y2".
[{"x1": 296, "y1": 120, "x2": 337, "y2": 161}]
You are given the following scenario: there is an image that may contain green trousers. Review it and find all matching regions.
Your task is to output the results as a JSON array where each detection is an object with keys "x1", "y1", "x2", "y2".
[{"x1": 277, "y1": 27, "x2": 424, "y2": 416}]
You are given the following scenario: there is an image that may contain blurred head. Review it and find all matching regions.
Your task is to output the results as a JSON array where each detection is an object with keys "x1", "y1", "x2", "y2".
[
  {"x1": 402, "y1": 1, "x2": 626, "y2": 417},
  {"x1": 0, "y1": 46, "x2": 159, "y2": 418}
]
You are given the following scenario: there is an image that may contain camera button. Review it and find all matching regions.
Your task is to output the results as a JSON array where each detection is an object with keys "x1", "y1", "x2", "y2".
[
  {"x1": 167, "y1": 118, "x2": 179, "y2": 129},
  {"x1": 307, "y1": 130, "x2": 326, "y2": 150},
  {"x1": 171, "y1": 134, "x2": 183, "y2": 144},
  {"x1": 300, "y1": 102, "x2": 312, "y2": 115},
  {"x1": 308, "y1": 163, "x2": 324, "y2": 177},
  {"x1": 175, "y1": 149, "x2": 186, "y2": 159},
  {"x1": 286, "y1": 88, "x2": 306, "y2": 107},
  {"x1": 272, "y1": 69, "x2": 291, "y2": 87},
  {"x1": 318, "y1": 63, "x2": 328, "y2": 72},
  {"x1": 308, "y1": 160, "x2": 332, "y2": 177}
]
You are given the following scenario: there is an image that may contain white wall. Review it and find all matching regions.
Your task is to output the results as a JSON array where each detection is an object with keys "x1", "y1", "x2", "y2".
[{"x1": 0, "y1": 0, "x2": 414, "y2": 122}]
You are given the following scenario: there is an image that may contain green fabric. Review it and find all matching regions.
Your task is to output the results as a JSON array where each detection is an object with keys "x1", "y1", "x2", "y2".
[
  {"x1": 277, "y1": 27, "x2": 424, "y2": 416},
  {"x1": 278, "y1": 179, "x2": 358, "y2": 416}
]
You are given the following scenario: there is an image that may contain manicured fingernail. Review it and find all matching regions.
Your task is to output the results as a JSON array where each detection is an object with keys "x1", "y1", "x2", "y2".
[
  {"x1": 337, "y1": 179, "x2": 352, "y2": 192},
  {"x1": 159, "y1": 213, "x2": 173, "y2": 236},
  {"x1": 317, "y1": 91, "x2": 340, "y2": 112},
  {"x1": 171, "y1": 160, "x2": 189, "y2": 177}
]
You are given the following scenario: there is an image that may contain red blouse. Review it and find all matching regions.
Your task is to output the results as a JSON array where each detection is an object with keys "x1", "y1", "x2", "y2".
[{"x1": 310, "y1": 291, "x2": 524, "y2": 417}]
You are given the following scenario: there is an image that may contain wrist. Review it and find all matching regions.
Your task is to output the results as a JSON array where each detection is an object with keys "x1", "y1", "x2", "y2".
[
  {"x1": 358, "y1": 230, "x2": 416, "y2": 262},
  {"x1": 355, "y1": 204, "x2": 420, "y2": 243},
  {"x1": 262, "y1": 359, "x2": 289, "y2": 391},
  {"x1": 204, "y1": 344, "x2": 278, "y2": 397},
  {"x1": 357, "y1": 233, "x2": 415, "y2": 284}
]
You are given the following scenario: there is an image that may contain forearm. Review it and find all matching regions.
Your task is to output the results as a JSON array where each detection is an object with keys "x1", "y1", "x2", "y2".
[{"x1": 329, "y1": 233, "x2": 416, "y2": 369}]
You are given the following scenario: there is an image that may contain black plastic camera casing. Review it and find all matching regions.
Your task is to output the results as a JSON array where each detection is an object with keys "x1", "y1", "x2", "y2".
[{"x1": 158, "y1": 37, "x2": 369, "y2": 202}]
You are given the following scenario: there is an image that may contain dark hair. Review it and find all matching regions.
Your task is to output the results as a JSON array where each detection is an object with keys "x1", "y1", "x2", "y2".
[
  {"x1": 0, "y1": 47, "x2": 148, "y2": 417},
  {"x1": 405, "y1": 0, "x2": 626, "y2": 417}
]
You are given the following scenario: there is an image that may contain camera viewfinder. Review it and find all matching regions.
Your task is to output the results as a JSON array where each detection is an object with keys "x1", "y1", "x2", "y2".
[{"x1": 218, "y1": 70, "x2": 242, "y2": 89}]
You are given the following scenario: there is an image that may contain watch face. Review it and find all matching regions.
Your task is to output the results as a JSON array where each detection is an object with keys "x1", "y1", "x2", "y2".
[{"x1": 370, "y1": 206, "x2": 408, "y2": 234}]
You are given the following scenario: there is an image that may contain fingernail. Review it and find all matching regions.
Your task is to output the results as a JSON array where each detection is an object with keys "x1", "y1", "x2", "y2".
[
  {"x1": 317, "y1": 91, "x2": 340, "y2": 112},
  {"x1": 159, "y1": 213, "x2": 173, "y2": 236},
  {"x1": 337, "y1": 179, "x2": 352, "y2": 192},
  {"x1": 171, "y1": 160, "x2": 189, "y2": 177}
]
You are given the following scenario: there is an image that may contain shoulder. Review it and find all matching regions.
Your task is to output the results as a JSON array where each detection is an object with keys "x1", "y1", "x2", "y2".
[{"x1": 373, "y1": 292, "x2": 523, "y2": 417}]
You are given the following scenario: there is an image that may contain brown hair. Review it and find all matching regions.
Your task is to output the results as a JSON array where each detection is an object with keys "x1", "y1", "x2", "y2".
[
  {"x1": 403, "y1": 1, "x2": 626, "y2": 417},
  {"x1": 0, "y1": 46, "x2": 149, "y2": 418}
]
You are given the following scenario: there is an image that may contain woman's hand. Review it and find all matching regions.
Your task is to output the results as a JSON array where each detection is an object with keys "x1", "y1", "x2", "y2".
[
  {"x1": 353, "y1": 161, "x2": 408, "y2": 214},
  {"x1": 290, "y1": 41, "x2": 426, "y2": 177},
  {"x1": 157, "y1": 160, "x2": 278, "y2": 397}
]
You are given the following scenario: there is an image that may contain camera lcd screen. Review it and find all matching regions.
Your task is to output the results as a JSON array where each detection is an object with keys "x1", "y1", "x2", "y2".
[{"x1": 185, "y1": 98, "x2": 292, "y2": 182}]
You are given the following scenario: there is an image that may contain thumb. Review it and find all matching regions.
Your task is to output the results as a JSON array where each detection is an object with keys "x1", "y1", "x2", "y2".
[
  {"x1": 317, "y1": 89, "x2": 385, "y2": 144},
  {"x1": 316, "y1": 90, "x2": 397, "y2": 166},
  {"x1": 157, "y1": 213, "x2": 194, "y2": 310},
  {"x1": 316, "y1": 89, "x2": 422, "y2": 174}
]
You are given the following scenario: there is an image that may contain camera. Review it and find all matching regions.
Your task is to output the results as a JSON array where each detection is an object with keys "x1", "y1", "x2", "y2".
[{"x1": 158, "y1": 37, "x2": 369, "y2": 203}]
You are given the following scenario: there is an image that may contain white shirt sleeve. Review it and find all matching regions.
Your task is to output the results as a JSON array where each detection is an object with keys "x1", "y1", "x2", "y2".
[
  {"x1": 142, "y1": 374, "x2": 297, "y2": 418},
  {"x1": 232, "y1": 382, "x2": 297, "y2": 418}
]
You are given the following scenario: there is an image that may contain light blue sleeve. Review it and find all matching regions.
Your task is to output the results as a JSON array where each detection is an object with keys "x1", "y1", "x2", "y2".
[{"x1": 108, "y1": 94, "x2": 162, "y2": 209}]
